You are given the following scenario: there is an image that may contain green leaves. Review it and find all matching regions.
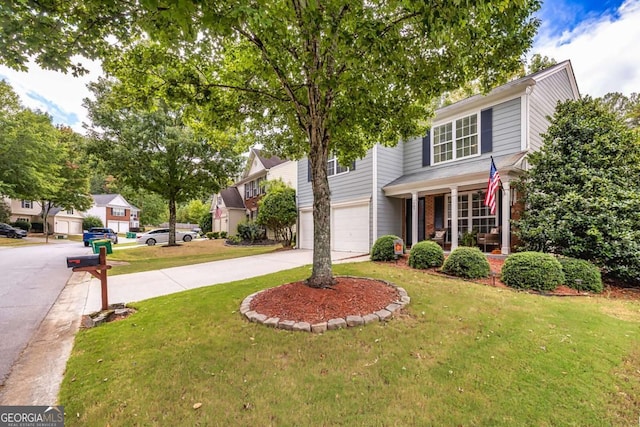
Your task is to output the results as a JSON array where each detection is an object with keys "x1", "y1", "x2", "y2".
[{"x1": 516, "y1": 97, "x2": 640, "y2": 285}]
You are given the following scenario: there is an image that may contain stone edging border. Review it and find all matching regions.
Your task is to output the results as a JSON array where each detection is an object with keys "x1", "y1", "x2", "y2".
[{"x1": 239, "y1": 276, "x2": 410, "y2": 333}]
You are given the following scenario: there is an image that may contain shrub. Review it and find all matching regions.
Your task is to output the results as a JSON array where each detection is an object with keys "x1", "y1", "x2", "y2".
[
  {"x1": 501, "y1": 251, "x2": 564, "y2": 291},
  {"x1": 237, "y1": 221, "x2": 266, "y2": 242},
  {"x1": 205, "y1": 232, "x2": 215, "y2": 240},
  {"x1": 199, "y1": 211, "x2": 213, "y2": 233},
  {"x1": 442, "y1": 247, "x2": 490, "y2": 279},
  {"x1": 212, "y1": 231, "x2": 220, "y2": 239},
  {"x1": 226, "y1": 235, "x2": 242, "y2": 244},
  {"x1": 12, "y1": 220, "x2": 31, "y2": 231},
  {"x1": 83, "y1": 215, "x2": 103, "y2": 230},
  {"x1": 371, "y1": 235, "x2": 403, "y2": 261},
  {"x1": 220, "y1": 231, "x2": 228, "y2": 239},
  {"x1": 408, "y1": 241, "x2": 444, "y2": 269},
  {"x1": 558, "y1": 257, "x2": 603, "y2": 293}
]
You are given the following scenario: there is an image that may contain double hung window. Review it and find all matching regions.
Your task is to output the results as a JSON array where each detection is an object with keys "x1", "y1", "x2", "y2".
[{"x1": 433, "y1": 113, "x2": 478, "y2": 164}]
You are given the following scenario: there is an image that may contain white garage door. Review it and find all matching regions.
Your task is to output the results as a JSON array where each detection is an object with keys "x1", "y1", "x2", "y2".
[
  {"x1": 56, "y1": 220, "x2": 69, "y2": 234},
  {"x1": 70, "y1": 221, "x2": 83, "y2": 235},
  {"x1": 332, "y1": 203, "x2": 370, "y2": 253},
  {"x1": 299, "y1": 210, "x2": 314, "y2": 250},
  {"x1": 110, "y1": 221, "x2": 129, "y2": 233}
]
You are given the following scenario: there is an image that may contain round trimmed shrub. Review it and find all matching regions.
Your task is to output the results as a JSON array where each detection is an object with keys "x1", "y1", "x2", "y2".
[
  {"x1": 501, "y1": 251, "x2": 564, "y2": 291},
  {"x1": 371, "y1": 235, "x2": 402, "y2": 261},
  {"x1": 442, "y1": 247, "x2": 490, "y2": 279},
  {"x1": 558, "y1": 257, "x2": 603, "y2": 293},
  {"x1": 408, "y1": 240, "x2": 445, "y2": 269}
]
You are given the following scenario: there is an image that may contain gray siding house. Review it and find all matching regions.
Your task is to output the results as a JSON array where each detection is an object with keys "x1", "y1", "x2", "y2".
[{"x1": 297, "y1": 61, "x2": 580, "y2": 254}]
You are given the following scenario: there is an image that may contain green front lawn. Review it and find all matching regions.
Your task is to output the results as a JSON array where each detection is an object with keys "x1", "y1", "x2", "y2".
[
  {"x1": 106, "y1": 239, "x2": 281, "y2": 275},
  {"x1": 59, "y1": 262, "x2": 640, "y2": 426}
]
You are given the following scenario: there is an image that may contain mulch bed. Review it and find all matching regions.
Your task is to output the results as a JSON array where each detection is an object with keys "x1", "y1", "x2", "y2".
[{"x1": 250, "y1": 254, "x2": 640, "y2": 326}]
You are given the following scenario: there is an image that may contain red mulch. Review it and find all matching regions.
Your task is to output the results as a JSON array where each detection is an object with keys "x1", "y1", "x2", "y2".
[
  {"x1": 250, "y1": 255, "x2": 640, "y2": 325},
  {"x1": 250, "y1": 277, "x2": 399, "y2": 324}
]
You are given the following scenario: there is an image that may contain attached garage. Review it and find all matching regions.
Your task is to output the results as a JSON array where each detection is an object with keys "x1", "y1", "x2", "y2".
[
  {"x1": 298, "y1": 209, "x2": 314, "y2": 250},
  {"x1": 109, "y1": 221, "x2": 130, "y2": 233},
  {"x1": 332, "y1": 202, "x2": 370, "y2": 253},
  {"x1": 298, "y1": 200, "x2": 370, "y2": 253},
  {"x1": 56, "y1": 220, "x2": 69, "y2": 234}
]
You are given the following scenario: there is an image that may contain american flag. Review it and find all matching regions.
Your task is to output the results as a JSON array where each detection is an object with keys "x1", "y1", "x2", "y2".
[
  {"x1": 484, "y1": 158, "x2": 501, "y2": 215},
  {"x1": 215, "y1": 206, "x2": 222, "y2": 219}
]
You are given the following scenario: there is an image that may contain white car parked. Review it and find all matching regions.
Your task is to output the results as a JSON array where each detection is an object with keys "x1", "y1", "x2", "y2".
[{"x1": 135, "y1": 228, "x2": 198, "y2": 246}]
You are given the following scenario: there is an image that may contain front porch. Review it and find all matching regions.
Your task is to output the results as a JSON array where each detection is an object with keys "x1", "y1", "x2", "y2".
[{"x1": 399, "y1": 185, "x2": 520, "y2": 255}]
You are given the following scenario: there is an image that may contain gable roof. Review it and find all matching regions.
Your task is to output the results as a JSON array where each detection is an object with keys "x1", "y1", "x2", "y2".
[
  {"x1": 220, "y1": 187, "x2": 245, "y2": 209},
  {"x1": 254, "y1": 148, "x2": 287, "y2": 169},
  {"x1": 92, "y1": 193, "x2": 132, "y2": 208},
  {"x1": 435, "y1": 60, "x2": 579, "y2": 120}
]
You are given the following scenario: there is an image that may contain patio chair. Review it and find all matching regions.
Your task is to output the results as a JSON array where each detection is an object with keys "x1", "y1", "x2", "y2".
[
  {"x1": 477, "y1": 227, "x2": 501, "y2": 252},
  {"x1": 431, "y1": 229, "x2": 447, "y2": 248}
]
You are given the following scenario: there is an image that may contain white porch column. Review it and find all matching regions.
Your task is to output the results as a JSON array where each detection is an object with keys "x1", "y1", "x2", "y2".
[
  {"x1": 501, "y1": 181, "x2": 511, "y2": 254},
  {"x1": 450, "y1": 186, "x2": 459, "y2": 250},
  {"x1": 411, "y1": 191, "x2": 418, "y2": 246}
]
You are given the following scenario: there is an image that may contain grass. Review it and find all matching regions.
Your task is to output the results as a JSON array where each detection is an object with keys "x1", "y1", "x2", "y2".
[
  {"x1": 106, "y1": 239, "x2": 281, "y2": 275},
  {"x1": 0, "y1": 236, "x2": 42, "y2": 247},
  {"x1": 59, "y1": 262, "x2": 640, "y2": 426}
]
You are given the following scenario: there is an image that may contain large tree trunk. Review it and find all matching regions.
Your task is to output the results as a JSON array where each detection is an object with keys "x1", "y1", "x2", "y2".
[
  {"x1": 305, "y1": 125, "x2": 336, "y2": 289},
  {"x1": 168, "y1": 197, "x2": 177, "y2": 246}
]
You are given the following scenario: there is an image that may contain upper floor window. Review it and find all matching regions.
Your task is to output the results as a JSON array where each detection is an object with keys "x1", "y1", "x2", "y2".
[
  {"x1": 21, "y1": 200, "x2": 32, "y2": 209},
  {"x1": 327, "y1": 156, "x2": 349, "y2": 177},
  {"x1": 433, "y1": 113, "x2": 478, "y2": 164},
  {"x1": 112, "y1": 207, "x2": 125, "y2": 216},
  {"x1": 66, "y1": 209, "x2": 74, "y2": 215}
]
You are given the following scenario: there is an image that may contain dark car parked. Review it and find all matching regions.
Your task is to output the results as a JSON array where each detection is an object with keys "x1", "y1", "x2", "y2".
[{"x1": 0, "y1": 222, "x2": 28, "y2": 239}]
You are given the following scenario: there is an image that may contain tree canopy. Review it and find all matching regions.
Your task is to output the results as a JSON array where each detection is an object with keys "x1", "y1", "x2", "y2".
[
  {"x1": 84, "y1": 78, "x2": 241, "y2": 245},
  {"x1": 515, "y1": 96, "x2": 640, "y2": 285},
  {"x1": 1, "y1": 0, "x2": 541, "y2": 286}
]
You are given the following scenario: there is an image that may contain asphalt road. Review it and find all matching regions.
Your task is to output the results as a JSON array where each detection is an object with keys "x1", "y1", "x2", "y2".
[{"x1": 0, "y1": 238, "x2": 87, "y2": 385}]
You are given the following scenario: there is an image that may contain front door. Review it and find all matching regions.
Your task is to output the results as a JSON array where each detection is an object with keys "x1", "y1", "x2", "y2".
[{"x1": 405, "y1": 197, "x2": 425, "y2": 246}]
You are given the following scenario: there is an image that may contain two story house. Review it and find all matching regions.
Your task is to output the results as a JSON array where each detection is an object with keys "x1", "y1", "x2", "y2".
[
  {"x1": 212, "y1": 148, "x2": 297, "y2": 236},
  {"x1": 297, "y1": 60, "x2": 580, "y2": 254},
  {"x1": 85, "y1": 194, "x2": 138, "y2": 233},
  {"x1": 2, "y1": 197, "x2": 84, "y2": 235}
]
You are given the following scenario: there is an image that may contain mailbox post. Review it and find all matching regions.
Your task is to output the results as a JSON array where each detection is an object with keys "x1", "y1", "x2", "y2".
[{"x1": 66, "y1": 246, "x2": 112, "y2": 310}]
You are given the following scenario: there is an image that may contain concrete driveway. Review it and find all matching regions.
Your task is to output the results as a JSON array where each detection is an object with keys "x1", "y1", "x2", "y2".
[
  {"x1": 0, "y1": 248, "x2": 368, "y2": 405},
  {"x1": 82, "y1": 249, "x2": 368, "y2": 314}
]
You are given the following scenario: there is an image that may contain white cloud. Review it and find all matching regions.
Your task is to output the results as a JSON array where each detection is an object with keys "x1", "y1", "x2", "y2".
[
  {"x1": 0, "y1": 57, "x2": 103, "y2": 133},
  {"x1": 533, "y1": 0, "x2": 640, "y2": 97}
]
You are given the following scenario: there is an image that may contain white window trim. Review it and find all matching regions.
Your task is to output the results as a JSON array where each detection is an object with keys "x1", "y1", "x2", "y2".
[
  {"x1": 327, "y1": 156, "x2": 350, "y2": 178},
  {"x1": 445, "y1": 191, "x2": 497, "y2": 235},
  {"x1": 431, "y1": 111, "x2": 481, "y2": 165}
]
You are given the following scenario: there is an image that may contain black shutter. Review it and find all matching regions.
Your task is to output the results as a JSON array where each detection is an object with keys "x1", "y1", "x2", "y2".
[
  {"x1": 481, "y1": 108, "x2": 493, "y2": 154},
  {"x1": 307, "y1": 159, "x2": 311, "y2": 182},
  {"x1": 434, "y1": 196, "x2": 444, "y2": 229},
  {"x1": 422, "y1": 129, "x2": 431, "y2": 167},
  {"x1": 351, "y1": 160, "x2": 356, "y2": 171}
]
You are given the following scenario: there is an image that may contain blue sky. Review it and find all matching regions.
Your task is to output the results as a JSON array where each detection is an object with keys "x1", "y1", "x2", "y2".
[{"x1": 1, "y1": 0, "x2": 639, "y2": 133}]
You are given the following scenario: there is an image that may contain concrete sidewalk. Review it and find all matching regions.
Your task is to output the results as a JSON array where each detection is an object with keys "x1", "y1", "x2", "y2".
[
  {"x1": 0, "y1": 249, "x2": 368, "y2": 405},
  {"x1": 82, "y1": 249, "x2": 368, "y2": 314}
]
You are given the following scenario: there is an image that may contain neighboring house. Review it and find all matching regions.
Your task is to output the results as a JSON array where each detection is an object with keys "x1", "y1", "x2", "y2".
[
  {"x1": 86, "y1": 194, "x2": 137, "y2": 233},
  {"x1": 2, "y1": 197, "x2": 84, "y2": 234},
  {"x1": 129, "y1": 205, "x2": 141, "y2": 231},
  {"x1": 46, "y1": 207, "x2": 84, "y2": 235},
  {"x1": 4, "y1": 198, "x2": 42, "y2": 224},
  {"x1": 297, "y1": 60, "x2": 580, "y2": 254},
  {"x1": 212, "y1": 148, "x2": 297, "y2": 236}
]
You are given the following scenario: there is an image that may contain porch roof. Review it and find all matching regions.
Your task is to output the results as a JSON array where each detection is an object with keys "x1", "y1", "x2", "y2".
[{"x1": 383, "y1": 151, "x2": 527, "y2": 197}]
